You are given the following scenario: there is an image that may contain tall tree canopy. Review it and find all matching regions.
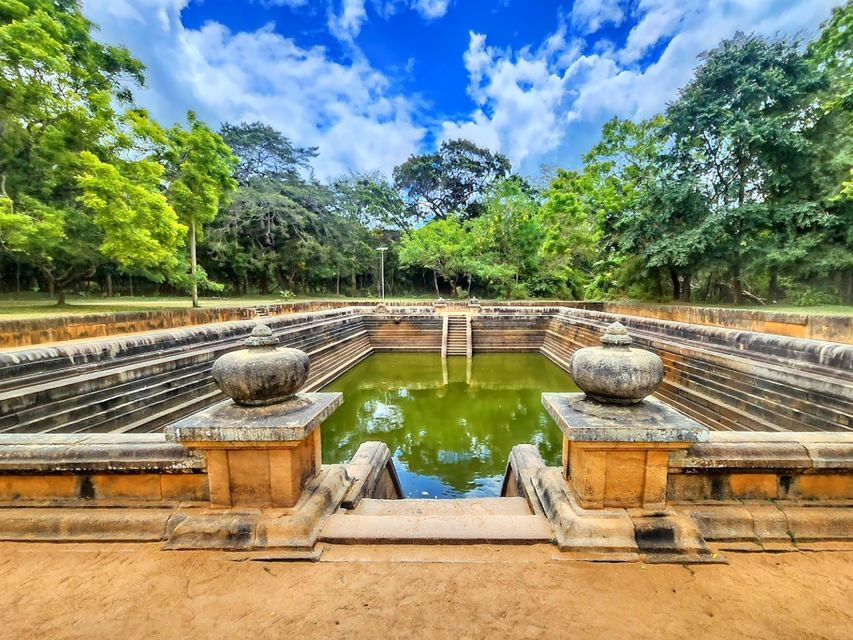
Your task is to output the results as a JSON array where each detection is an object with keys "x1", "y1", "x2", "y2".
[
  {"x1": 0, "y1": 0, "x2": 185, "y2": 303},
  {"x1": 393, "y1": 139, "x2": 511, "y2": 221},
  {"x1": 220, "y1": 122, "x2": 318, "y2": 186}
]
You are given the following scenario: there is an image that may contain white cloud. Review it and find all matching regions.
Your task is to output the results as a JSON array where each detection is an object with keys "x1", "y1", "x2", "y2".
[
  {"x1": 328, "y1": 0, "x2": 451, "y2": 42},
  {"x1": 444, "y1": 0, "x2": 840, "y2": 173},
  {"x1": 440, "y1": 28, "x2": 581, "y2": 168},
  {"x1": 83, "y1": 0, "x2": 425, "y2": 180},
  {"x1": 571, "y1": 0, "x2": 626, "y2": 35},
  {"x1": 328, "y1": 0, "x2": 368, "y2": 41},
  {"x1": 411, "y1": 0, "x2": 450, "y2": 20}
]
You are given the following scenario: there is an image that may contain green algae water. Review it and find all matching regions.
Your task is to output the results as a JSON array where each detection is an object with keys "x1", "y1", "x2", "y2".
[{"x1": 321, "y1": 353, "x2": 578, "y2": 498}]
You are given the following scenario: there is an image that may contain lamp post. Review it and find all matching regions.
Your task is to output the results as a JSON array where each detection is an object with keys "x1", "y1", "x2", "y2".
[{"x1": 377, "y1": 247, "x2": 388, "y2": 300}]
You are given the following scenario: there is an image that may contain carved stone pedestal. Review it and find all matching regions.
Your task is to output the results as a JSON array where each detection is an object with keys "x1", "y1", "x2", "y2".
[
  {"x1": 543, "y1": 392, "x2": 708, "y2": 510},
  {"x1": 166, "y1": 392, "x2": 342, "y2": 509}
]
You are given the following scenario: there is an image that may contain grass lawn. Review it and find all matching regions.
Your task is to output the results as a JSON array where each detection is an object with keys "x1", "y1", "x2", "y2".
[
  {"x1": 646, "y1": 301, "x2": 853, "y2": 316},
  {"x1": 0, "y1": 293, "x2": 850, "y2": 321},
  {"x1": 0, "y1": 293, "x2": 428, "y2": 320}
]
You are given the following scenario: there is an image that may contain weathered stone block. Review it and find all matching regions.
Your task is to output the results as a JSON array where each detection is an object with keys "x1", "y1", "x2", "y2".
[
  {"x1": 0, "y1": 475, "x2": 78, "y2": 501},
  {"x1": 792, "y1": 474, "x2": 853, "y2": 500},
  {"x1": 729, "y1": 474, "x2": 779, "y2": 500},
  {"x1": 91, "y1": 473, "x2": 163, "y2": 500}
]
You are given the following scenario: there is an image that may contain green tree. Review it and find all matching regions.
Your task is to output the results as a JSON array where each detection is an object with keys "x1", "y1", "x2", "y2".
[
  {"x1": 398, "y1": 217, "x2": 469, "y2": 295},
  {"x1": 538, "y1": 169, "x2": 601, "y2": 299},
  {"x1": 162, "y1": 112, "x2": 237, "y2": 307},
  {"x1": 805, "y1": 1, "x2": 853, "y2": 302},
  {"x1": 220, "y1": 121, "x2": 317, "y2": 186},
  {"x1": 469, "y1": 179, "x2": 545, "y2": 297},
  {"x1": 666, "y1": 32, "x2": 824, "y2": 303},
  {"x1": 0, "y1": 0, "x2": 185, "y2": 303},
  {"x1": 393, "y1": 139, "x2": 511, "y2": 221}
]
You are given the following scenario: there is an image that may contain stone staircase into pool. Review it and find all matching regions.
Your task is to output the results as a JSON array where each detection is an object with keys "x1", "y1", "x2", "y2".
[{"x1": 320, "y1": 497, "x2": 552, "y2": 544}]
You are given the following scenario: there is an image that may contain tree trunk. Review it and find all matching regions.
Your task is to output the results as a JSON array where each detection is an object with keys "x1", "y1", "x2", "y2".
[
  {"x1": 668, "y1": 267, "x2": 681, "y2": 301},
  {"x1": 732, "y1": 265, "x2": 743, "y2": 305},
  {"x1": 129, "y1": 275, "x2": 134, "y2": 297},
  {"x1": 653, "y1": 269, "x2": 663, "y2": 299},
  {"x1": 56, "y1": 286, "x2": 66, "y2": 306},
  {"x1": 703, "y1": 273, "x2": 713, "y2": 302},
  {"x1": 15, "y1": 259, "x2": 21, "y2": 294},
  {"x1": 244, "y1": 273, "x2": 249, "y2": 296},
  {"x1": 190, "y1": 221, "x2": 199, "y2": 308},
  {"x1": 840, "y1": 269, "x2": 853, "y2": 305},
  {"x1": 336, "y1": 269, "x2": 340, "y2": 296},
  {"x1": 433, "y1": 270, "x2": 439, "y2": 296},
  {"x1": 683, "y1": 274, "x2": 692, "y2": 303},
  {"x1": 351, "y1": 273, "x2": 357, "y2": 297},
  {"x1": 768, "y1": 270, "x2": 779, "y2": 302},
  {"x1": 105, "y1": 273, "x2": 113, "y2": 298}
]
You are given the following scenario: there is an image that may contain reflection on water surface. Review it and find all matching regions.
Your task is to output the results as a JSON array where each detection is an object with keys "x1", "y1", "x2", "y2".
[{"x1": 321, "y1": 353, "x2": 578, "y2": 498}]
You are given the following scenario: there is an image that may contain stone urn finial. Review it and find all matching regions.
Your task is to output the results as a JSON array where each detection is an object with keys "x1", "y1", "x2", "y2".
[
  {"x1": 211, "y1": 322, "x2": 310, "y2": 407},
  {"x1": 570, "y1": 321, "x2": 664, "y2": 405}
]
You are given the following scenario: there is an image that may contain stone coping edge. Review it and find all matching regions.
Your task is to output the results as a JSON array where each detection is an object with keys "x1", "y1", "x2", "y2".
[
  {"x1": 0, "y1": 433, "x2": 204, "y2": 472},
  {"x1": 164, "y1": 392, "x2": 343, "y2": 444},
  {"x1": 543, "y1": 392, "x2": 709, "y2": 443}
]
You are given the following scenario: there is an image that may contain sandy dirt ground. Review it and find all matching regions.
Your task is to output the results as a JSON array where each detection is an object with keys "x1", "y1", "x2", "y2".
[{"x1": 0, "y1": 542, "x2": 851, "y2": 640}]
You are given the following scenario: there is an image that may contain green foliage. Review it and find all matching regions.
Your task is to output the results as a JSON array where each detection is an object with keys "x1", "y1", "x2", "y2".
[
  {"x1": 0, "y1": 0, "x2": 183, "y2": 301},
  {"x1": 1, "y1": 3, "x2": 850, "y2": 306},
  {"x1": 76, "y1": 149, "x2": 185, "y2": 277},
  {"x1": 393, "y1": 139, "x2": 511, "y2": 221},
  {"x1": 163, "y1": 112, "x2": 237, "y2": 233},
  {"x1": 399, "y1": 216, "x2": 470, "y2": 294},
  {"x1": 221, "y1": 121, "x2": 317, "y2": 186}
]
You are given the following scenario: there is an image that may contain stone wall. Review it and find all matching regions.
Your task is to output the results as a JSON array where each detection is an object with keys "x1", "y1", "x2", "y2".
[
  {"x1": 667, "y1": 432, "x2": 853, "y2": 501},
  {"x1": 1, "y1": 305, "x2": 850, "y2": 437},
  {"x1": 0, "y1": 433, "x2": 208, "y2": 504},
  {"x1": 3, "y1": 298, "x2": 849, "y2": 349},
  {"x1": 363, "y1": 314, "x2": 442, "y2": 351},
  {"x1": 0, "y1": 308, "x2": 371, "y2": 435},
  {"x1": 0, "y1": 300, "x2": 381, "y2": 348},
  {"x1": 472, "y1": 311, "x2": 554, "y2": 351},
  {"x1": 541, "y1": 310, "x2": 852, "y2": 434},
  {"x1": 600, "y1": 302, "x2": 852, "y2": 344}
]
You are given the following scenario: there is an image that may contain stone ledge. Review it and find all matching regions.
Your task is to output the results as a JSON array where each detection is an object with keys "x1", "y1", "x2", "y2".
[
  {"x1": 679, "y1": 502, "x2": 853, "y2": 545},
  {"x1": 342, "y1": 441, "x2": 404, "y2": 509},
  {"x1": 0, "y1": 434, "x2": 204, "y2": 473},
  {"x1": 165, "y1": 392, "x2": 343, "y2": 444},
  {"x1": 543, "y1": 393, "x2": 709, "y2": 443},
  {"x1": 0, "y1": 506, "x2": 177, "y2": 541},
  {"x1": 671, "y1": 432, "x2": 853, "y2": 472}
]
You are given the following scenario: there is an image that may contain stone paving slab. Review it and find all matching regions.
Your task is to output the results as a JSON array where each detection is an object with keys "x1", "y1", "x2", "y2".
[
  {"x1": 351, "y1": 497, "x2": 533, "y2": 517},
  {"x1": 319, "y1": 514, "x2": 554, "y2": 544}
]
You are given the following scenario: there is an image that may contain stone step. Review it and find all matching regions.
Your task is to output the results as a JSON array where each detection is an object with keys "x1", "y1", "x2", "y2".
[
  {"x1": 319, "y1": 513, "x2": 553, "y2": 544},
  {"x1": 352, "y1": 497, "x2": 533, "y2": 517},
  {"x1": 0, "y1": 365, "x2": 212, "y2": 432},
  {"x1": 115, "y1": 389, "x2": 224, "y2": 434},
  {"x1": 45, "y1": 379, "x2": 220, "y2": 434}
]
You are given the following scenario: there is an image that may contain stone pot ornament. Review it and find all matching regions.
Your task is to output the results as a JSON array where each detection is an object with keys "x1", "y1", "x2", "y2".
[
  {"x1": 570, "y1": 321, "x2": 664, "y2": 405},
  {"x1": 211, "y1": 323, "x2": 310, "y2": 407}
]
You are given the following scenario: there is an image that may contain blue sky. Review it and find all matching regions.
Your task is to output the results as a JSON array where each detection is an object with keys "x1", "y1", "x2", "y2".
[{"x1": 84, "y1": 0, "x2": 840, "y2": 180}]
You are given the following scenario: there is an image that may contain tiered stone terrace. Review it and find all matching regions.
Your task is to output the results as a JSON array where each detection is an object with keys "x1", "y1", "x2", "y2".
[
  {"x1": 0, "y1": 302, "x2": 850, "y2": 556},
  {"x1": 1, "y1": 303, "x2": 850, "y2": 437}
]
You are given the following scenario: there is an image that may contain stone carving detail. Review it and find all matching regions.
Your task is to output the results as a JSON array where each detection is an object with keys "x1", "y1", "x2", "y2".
[
  {"x1": 211, "y1": 322, "x2": 310, "y2": 406},
  {"x1": 570, "y1": 321, "x2": 664, "y2": 405}
]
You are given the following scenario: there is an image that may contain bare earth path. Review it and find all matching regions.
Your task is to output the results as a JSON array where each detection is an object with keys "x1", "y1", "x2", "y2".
[{"x1": 0, "y1": 543, "x2": 851, "y2": 640}]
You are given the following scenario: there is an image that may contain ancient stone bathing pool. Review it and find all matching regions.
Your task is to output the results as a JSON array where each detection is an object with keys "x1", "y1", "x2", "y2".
[
  {"x1": 0, "y1": 303, "x2": 850, "y2": 557},
  {"x1": 321, "y1": 353, "x2": 578, "y2": 498}
]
